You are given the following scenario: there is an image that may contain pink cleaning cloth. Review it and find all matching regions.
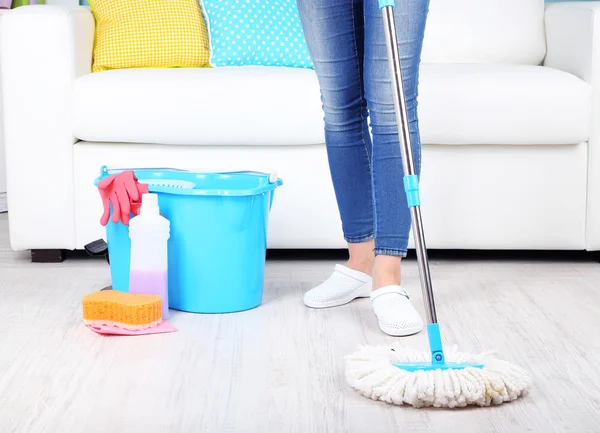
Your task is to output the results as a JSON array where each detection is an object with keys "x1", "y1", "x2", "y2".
[{"x1": 86, "y1": 320, "x2": 177, "y2": 336}]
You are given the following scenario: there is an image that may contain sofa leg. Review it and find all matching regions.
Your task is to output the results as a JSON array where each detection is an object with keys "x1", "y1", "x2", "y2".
[{"x1": 31, "y1": 249, "x2": 67, "y2": 263}]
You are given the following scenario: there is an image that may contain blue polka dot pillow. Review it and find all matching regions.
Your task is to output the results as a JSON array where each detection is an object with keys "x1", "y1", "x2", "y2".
[{"x1": 200, "y1": 0, "x2": 313, "y2": 69}]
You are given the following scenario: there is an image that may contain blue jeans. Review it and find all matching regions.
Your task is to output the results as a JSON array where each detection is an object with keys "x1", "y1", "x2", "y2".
[{"x1": 297, "y1": 0, "x2": 429, "y2": 257}]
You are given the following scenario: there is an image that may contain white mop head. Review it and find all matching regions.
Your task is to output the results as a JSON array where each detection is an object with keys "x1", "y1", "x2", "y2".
[{"x1": 345, "y1": 343, "x2": 531, "y2": 408}]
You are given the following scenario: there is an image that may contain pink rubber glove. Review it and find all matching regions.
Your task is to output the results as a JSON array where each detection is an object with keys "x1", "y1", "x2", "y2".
[{"x1": 98, "y1": 170, "x2": 149, "y2": 226}]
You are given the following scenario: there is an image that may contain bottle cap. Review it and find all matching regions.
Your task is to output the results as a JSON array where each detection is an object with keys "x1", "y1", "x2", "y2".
[{"x1": 140, "y1": 193, "x2": 160, "y2": 215}]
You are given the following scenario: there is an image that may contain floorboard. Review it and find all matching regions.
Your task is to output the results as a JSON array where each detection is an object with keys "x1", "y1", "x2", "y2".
[{"x1": 1, "y1": 213, "x2": 599, "y2": 433}]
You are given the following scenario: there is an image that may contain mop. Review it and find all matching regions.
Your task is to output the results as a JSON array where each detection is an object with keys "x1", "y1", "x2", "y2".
[{"x1": 344, "y1": 0, "x2": 532, "y2": 408}]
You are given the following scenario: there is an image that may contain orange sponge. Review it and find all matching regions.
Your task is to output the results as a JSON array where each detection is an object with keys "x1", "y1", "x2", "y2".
[{"x1": 83, "y1": 290, "x2": 162, "y2": 331}]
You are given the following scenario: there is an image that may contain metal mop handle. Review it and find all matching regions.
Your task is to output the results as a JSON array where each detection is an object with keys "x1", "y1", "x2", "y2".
[{"x1": 379, "y1": 0, "x2": 438, "y2": 326}]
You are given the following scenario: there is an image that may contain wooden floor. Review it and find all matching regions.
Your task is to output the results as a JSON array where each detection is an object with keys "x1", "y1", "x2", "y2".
[{"x1": 1, "y1": 213, "x2": 599, "y2": 433}]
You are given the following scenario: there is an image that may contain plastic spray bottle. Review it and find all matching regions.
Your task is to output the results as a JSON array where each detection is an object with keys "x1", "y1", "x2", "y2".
[{"x1": 128, "y1": 193, "x2": 170, "y2": 319}]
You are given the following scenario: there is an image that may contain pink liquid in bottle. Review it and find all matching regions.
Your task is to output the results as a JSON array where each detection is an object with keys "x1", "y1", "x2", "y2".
[
  {"x1": 128, "y1": 193, "x2": 171, "y2": 320},
  {"x1": 129, "y1": 270, "x2": 169, "y2": 319}
]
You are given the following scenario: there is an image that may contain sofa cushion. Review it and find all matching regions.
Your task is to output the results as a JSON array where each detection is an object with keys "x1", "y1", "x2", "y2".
[
  {"x1": 201, "y1": 0, "x2": 313, "y2": 69},
  {"x1": 88, "y1": 0, "x2": 211, "y2": 72},
  {"x1": 417, "y1": 63, "x2": 591, "y2": 145},
  {"x1": 73, "y1": 67, "x2": 324, "y2": 146},
  {"x1": 73, "y1": 64, "x2": 590, "y2": 146},
  {"x1": 422, "y1": 0, "x2": 546, "y2": 65}
]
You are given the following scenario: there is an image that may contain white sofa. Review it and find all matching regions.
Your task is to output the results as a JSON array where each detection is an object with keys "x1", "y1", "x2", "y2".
[{"x1": 1, "y1": 0, "x2": 600, "y2": 258}]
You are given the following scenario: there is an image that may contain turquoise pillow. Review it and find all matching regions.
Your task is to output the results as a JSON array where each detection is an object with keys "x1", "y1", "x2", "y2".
[{"x1": 200, "y1": 0, "x2": 314, "y2": 68}]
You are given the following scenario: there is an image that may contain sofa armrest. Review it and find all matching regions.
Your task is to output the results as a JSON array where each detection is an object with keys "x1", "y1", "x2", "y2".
[
  {"x1": 544, "y1": 2, "x2": 600, "y2": 250},
  {"x1": 0, "y1": 6, "x2": 94, "y2": 250}
]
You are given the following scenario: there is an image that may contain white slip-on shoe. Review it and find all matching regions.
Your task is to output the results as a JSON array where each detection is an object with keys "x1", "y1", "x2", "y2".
[
  {"x1": 303, "y1": 264, "x2": 372, "y2": 308},
  {"x1": 370, "y1": 285, "x2": 423, "y2": 336}
]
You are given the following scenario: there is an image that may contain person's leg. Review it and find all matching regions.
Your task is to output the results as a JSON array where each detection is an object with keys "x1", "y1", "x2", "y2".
[
  {"x1": 365, "y1": 0, "x2": 429, "y2": 283},
  {"x1": 297, "y1": 0, "x2": 375, "y2": 308},
  {"x1": 363, "y1": 0, "x2": 430, "y2": 335}
]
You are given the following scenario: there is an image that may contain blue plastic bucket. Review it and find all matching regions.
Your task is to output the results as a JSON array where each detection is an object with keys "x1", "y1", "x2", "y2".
[{"x1": 95, "y1": 166, "x2": 282, "y2": 314}]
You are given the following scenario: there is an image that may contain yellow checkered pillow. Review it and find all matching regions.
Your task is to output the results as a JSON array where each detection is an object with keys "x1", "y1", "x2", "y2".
[{"x1": 89, "y1": 0, "x2": 211, "y2": 72}]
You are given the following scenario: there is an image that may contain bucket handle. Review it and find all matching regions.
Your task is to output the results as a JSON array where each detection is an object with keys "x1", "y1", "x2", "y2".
[
  {"x1": 216, "y1": 170, "x2": 279, "y2": 184},
  {"x1": 99, "y1": 165, "x2": 187, "y2": 177},
  {"x1": 100, "y1": 166, "x2": 279, "y2": 183}
]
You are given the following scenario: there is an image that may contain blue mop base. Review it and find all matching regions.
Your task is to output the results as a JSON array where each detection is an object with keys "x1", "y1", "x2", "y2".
[
  {"x1": 394, "y1": 362, "x2": 484, "y2": 372},
  {"x1": 393, "y1": 324, "x2": 485, "y2": 372}
]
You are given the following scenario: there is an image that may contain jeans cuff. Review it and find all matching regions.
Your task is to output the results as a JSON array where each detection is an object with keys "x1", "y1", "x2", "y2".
[
  {"x1": 345, "y1": 233, "x2": 375, "y2": 244},
  {"x1": 374, "y1": 248, "x2": 407, "y2": 258}
]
